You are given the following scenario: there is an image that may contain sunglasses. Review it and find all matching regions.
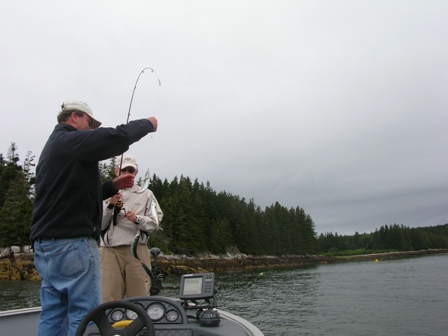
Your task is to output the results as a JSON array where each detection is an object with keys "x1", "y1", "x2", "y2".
[
  {"x1": 85, "y1": 115, "x2": 93, "y2": 127},
  {"x1": 121, "y1": 167, "x2": 136, "y2": 174}
]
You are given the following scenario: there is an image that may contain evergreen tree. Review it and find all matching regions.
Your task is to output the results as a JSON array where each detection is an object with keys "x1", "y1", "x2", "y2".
[
  {"x1": 0, "y1": 144, "x2": 25, "y2": 210},
  {"x1": 99, "y1": 157, "x2": 117, "y2": 182},
  {"x1": 0, "y1": 175, "x2": 33, "y2": 246},
  {"x1": 22, "y1": 150, "x2": 36, "y2": 198}
]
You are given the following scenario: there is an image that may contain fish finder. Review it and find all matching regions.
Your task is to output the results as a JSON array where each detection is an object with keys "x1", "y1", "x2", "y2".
[{"x1": 179, "y1": 273, "x2": 215, "y2": 300}]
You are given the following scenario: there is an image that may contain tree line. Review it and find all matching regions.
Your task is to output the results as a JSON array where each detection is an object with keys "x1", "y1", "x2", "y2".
[
  {"x1": 1, "y1": 143, "x2": 447, "y2": 256},
  {"x1": 317, "y1": 223, "x2": 448, "y2": 255},
  {"x1": 1, "y1": 143, "x2": 317, "y2": 256}
]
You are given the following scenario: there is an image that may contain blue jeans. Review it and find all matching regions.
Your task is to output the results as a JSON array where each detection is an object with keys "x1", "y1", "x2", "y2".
[{"x1": 34, "y1": 237, "x2": 101, "y2": 336}]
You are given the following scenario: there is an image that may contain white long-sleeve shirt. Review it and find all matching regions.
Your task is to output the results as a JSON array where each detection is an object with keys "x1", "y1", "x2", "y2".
[{"x1": 100, "y1": 185, "x2": 163, "y2": 247}]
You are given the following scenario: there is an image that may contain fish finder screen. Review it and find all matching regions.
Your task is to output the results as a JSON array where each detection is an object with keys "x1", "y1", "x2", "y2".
[
  {"x1": 180, "y1": 273, "x2": 215, "y2": 300},
  {"x1": 182, "y1": 277, "x2": 203, "y2": 295}
]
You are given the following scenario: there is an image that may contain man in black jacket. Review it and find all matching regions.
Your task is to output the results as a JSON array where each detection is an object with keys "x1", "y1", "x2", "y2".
[{"x1": 30, "y1": 100, "x2": 158, "y2": 336}]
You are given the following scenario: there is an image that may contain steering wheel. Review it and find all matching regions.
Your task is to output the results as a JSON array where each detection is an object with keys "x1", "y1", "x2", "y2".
[{"x1": 75, "y1": 300, "x2": 155, "y2": 336}]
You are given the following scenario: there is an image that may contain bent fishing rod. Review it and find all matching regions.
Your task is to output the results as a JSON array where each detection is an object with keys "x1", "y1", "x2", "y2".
[{"x1": 118, "y1": 67, "x2": 161, "y2": 194}]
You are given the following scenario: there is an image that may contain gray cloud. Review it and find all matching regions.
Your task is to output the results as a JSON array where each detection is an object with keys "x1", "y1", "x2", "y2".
[{"x1": 1, "y1": 0, "x2": 447, "y2": 235}]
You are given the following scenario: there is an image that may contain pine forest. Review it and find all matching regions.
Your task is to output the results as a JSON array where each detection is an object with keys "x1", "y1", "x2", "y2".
[{"x1": 1, "y1": 143, "x2": 448, "y2": 257}]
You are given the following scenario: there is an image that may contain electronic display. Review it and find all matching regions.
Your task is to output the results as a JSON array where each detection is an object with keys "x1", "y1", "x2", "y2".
[
  {"x1": 179, "y1": 273, "x2": 215, "y2": 300},
  {"x1": 183, "y1": 277, "x2": 203, "y2": 295}
]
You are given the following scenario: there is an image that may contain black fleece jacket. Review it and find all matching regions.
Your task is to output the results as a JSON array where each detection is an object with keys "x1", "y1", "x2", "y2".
[{"x1": 30, "y1": 119, "x2": 153, "y2": 240}]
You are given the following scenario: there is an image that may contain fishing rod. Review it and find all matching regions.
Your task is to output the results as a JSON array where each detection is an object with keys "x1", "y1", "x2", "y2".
[
  {"x1": 132, "y1": 232, "x2": 165, "y2": 295},
  {"x1": 118, "y1": 67, "x2": 161, "y2": 194},
  {"x1": 102, "y1": 68, "x2": 162, "y2": 245}
]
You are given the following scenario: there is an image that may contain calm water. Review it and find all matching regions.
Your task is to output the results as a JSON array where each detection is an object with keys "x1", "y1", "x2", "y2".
[{"x1": 1, "y1": 254, "x2": 447, "y2": 336}]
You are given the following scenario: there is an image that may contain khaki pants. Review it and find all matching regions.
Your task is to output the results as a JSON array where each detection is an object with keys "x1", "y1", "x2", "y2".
[{"x1": 100, "y1": 245, "x2": 151, "y2": 302}]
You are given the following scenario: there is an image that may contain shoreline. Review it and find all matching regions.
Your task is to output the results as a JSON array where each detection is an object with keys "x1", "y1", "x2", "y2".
[
  {"x1": 149, "y1": 248, "x2": 448, "y2": 276},
  {"x1": 1, "y1": 248, "x2": 448, "y2": 280}
]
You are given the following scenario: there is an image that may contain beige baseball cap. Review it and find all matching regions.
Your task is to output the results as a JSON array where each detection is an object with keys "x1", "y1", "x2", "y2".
[
  {"x1": 60, "y1": 100, "x2": 102, "y2": 129},
  {"x1": 116, "y1": 154, "x2": 138, "y2": 170}
]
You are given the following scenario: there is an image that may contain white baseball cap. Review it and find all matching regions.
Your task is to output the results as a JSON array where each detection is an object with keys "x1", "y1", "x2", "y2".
[
  {"x1": 116, "y1": 154, "x2": 138, "y2": 170},
  {"x1": 60, "y1": 100, "x2": 102, "y2": 129}
]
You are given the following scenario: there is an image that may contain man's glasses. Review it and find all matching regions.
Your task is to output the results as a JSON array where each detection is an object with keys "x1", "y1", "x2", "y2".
[
  {"x1": 83, "y1": 113, "x2": 93, "y2": 127},
  {"x1": 121, "y1": 167, "x2": 136, "y2": 174}
]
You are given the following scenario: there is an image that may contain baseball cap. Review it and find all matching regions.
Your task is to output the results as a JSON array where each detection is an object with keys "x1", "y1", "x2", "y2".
[
  {"x1": 60, "y1": 100, "x2": 102, "y2": 129},
  {"x1": 116, "y1": 154, "x2": 138, "y2": 170}
]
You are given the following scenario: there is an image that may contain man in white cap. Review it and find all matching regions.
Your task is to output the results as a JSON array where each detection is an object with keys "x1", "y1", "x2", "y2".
[
  {"x1": 30, "y1": 100, "x2": 158, "y2": 336},
  {"x1": 100, "y1": 154, "x2": 163, "y2": 302}
]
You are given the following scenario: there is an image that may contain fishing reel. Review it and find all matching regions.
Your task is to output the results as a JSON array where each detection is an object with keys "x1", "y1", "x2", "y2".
[
  {"x1": 114, "y1": 199, "x2": 126, "y2": 214},
  {"x1": 112, "y1": 199, "x2": 127, "y2": 227}
]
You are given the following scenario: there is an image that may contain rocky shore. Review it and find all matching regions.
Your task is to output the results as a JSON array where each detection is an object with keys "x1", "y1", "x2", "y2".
[
  {"x1": 1, "y1": 249, "x2": 447, "y2": 281},
  {"x1": 156, "y1": 249, "x2": 448, "y2": 275}
]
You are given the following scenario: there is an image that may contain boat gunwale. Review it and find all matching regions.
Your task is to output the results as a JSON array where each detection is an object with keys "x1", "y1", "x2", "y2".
[
  {"x1": 0, "y1": 305, "x2": 264, "y2": 336},
  {"x1": 0, "y1": 306, "x2": 41, "y2": 317}
]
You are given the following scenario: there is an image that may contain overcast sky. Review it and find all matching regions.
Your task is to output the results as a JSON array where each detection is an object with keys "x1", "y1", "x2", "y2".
[{"x1": 1, "y1": 0, "x2": 447, "y2": 235}]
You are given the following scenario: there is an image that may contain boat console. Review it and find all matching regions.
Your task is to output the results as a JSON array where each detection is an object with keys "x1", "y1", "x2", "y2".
[{"x1": 76, "y1": 272, "x2": 261, "y2": 336}]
